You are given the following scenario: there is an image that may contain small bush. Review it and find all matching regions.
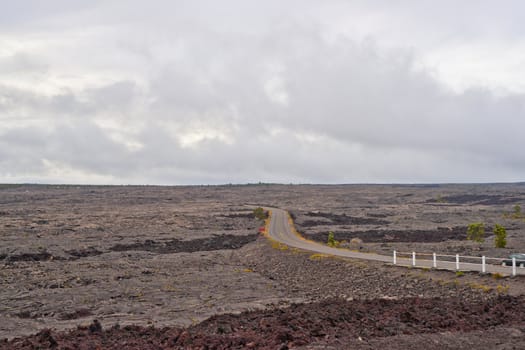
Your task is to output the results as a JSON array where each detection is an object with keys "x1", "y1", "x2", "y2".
[
  {"x1": 327, "y1": 231, "x2": 337, "y2": 247},
  {"x1": 270, "y1": 241, "x2": 288, "y2": 251},
  {"x1": 455, "y1": 271, "x2": 465, "y2": 277},
  {"x1": 493, "y1": 224, "x2": 507, "y2": 248},
  {"x1": 467, "y1": 222, "x2": 485, "y2": 243},
  {"x1": 492, "y1": 272, "x2": 504, "y2": 280},
  {"x1": 253, "y1": 207, "x2": 267, "y2": 220}
]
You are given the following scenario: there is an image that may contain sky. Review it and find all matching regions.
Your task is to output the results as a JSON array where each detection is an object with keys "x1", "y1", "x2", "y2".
[{"x1": 1, "y1": 0, "x2": 524, "y2": 185}]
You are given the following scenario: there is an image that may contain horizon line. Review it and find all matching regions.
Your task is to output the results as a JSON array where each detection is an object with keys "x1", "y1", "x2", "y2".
[{"x1": 1, "y1": 181, "x2": 525, "y2": 187}]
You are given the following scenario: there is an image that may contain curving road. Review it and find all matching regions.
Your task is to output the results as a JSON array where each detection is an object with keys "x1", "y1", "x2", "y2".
[{"x1": 266, "y1": 208, "x2": 524, "y2": 276}]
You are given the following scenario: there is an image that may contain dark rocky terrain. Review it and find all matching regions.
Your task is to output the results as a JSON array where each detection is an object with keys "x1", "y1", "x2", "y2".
[
  {"x1": 1, "y1": 183, "x2": 525, "y2": 348},
  {"x1": 4, "y1": 295, "x2": 525, "y2": 349}
]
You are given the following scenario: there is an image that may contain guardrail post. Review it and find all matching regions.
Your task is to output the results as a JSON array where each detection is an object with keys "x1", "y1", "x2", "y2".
[
  {"x1": 455, "y1": 254, "x2": 459, "y2": 270},
  {"x1": 512, "y1": 257, "x2": 516, "y2": 276},
  {"x1": 412, "y1": 252, "x2": 416, "y2": 267},
  {"x1": 433, "y1": 253, "x2": 437, "y2": 268},
  {"x1": 482, "y1": 256, "x2": 486, "y2": 273},
  {"x1": 393, "y1": 250, "x2": 397, "y2": 265}
]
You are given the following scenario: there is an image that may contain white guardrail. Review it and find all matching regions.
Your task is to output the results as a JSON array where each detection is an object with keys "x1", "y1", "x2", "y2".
[{"x1": 392, "y1": 250, "x2": 523, "y2": 276}]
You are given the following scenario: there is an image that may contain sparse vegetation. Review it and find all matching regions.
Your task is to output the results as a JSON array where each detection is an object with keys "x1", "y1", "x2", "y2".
[
  {"x1": 309, "y1": 253, "x2": 328, "y2": 260},
  {"x1": 493, "y1": 224, "x2": 507, "y2": 248},
  {"x1": 253, "y1": 207, "x2": 268, "y2": 220},
  {"x1": 467, "y1": 222, "x2": 485, "y2": 243},
  {"x1": 514, "y1": 204, "x2": 522, "y2": 217},
  {"x1": 327, "y1": 231, "x2": 337, "y2": 247},
  {"x1": 436, "y1": 194, "x2": 446, "y2": 203},
  {"x1": 270, "y1": 240, "x2": 288, "y2": 251},
  {"x1": 496, "y1": 284, "x2": 510, "y2": 294},
  {"x1": 504, "y1": 204, "x2": 524, "y2": 219},
  {"x1": 468, "y1": 282, "x2": 492, "y2": 293},
  {"x1": 455, "y1": 271, "x2": 465, "y2": 277},
  {"x1": 492, "y1": 272, "x2": 504, "y2": 280}
]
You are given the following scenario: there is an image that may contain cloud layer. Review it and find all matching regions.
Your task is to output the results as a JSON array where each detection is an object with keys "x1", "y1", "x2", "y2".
[{"x1": 1, "y1": 1, "x2": 524, "y2": 184}]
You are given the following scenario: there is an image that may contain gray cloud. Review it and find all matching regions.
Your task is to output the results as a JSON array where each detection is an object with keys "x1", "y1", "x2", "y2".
[{"x1": 1, "y1": 1, "x2": 524, "y2": 184}]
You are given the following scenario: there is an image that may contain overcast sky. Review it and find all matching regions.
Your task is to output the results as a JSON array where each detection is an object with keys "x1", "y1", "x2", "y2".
[{"x1": 1, "y1": 1, "x2": 524, "y2": 184}]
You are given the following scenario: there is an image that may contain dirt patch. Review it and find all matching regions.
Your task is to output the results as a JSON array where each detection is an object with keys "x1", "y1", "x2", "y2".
[{"x1": 109, "y1": 234, "x2": 257, "y2": 254}]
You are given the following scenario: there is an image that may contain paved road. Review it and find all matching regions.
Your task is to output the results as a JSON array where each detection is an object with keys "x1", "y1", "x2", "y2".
[{"x1": 266, "y1": 208, "x2": 524, "y2": 276}]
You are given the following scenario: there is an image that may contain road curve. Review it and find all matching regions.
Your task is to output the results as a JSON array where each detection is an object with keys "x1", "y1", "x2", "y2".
[{"x1": 266, "y1": 207, "x2": 524, "y2": 276}]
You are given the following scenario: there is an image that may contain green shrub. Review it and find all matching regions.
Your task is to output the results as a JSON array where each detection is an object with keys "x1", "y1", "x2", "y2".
[
  {"x1": 494, "y1": 224, "x2": 507, "y2": 248},
  {"x1": 253, "y1": 207, "x2": 267, "y2": 220},
  {"x1": 467, "y1": 223, "x2": 485, "y2": 243},
  {"x1": 327, "y1": 231, "x2": 337, "y2": 247}
]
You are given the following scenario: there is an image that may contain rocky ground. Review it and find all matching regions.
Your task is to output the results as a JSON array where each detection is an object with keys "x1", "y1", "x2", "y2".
[
  {"x1": 3, "y1": 295, "x2": 525, "y2": 349},
  {"x1": 1, "y1": 184, "x2": 525, "y2": 348},
  {"x1": 290, "y1": 183, "x2": 525, "y2": 258}
]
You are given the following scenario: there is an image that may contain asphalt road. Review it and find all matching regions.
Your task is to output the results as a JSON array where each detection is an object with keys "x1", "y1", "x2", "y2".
[{"x1": 266, "y1": 208, "x2": 525, "y2": 276}]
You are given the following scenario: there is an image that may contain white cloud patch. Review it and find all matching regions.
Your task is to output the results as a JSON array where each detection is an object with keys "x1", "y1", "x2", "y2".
[
  {"x1": 264, "y1": 76, "x2": 289, "y2": 106},
  {"x1": 1, "y1": 0, "x2": 524, "y2": 184}
]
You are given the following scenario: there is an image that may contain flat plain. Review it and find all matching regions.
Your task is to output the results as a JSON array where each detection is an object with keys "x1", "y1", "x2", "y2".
[{"x1": 1, "y1": 183, "x2": 525, "y2": 349}]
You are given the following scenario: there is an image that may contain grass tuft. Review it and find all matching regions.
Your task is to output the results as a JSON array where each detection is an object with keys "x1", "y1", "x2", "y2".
[
  {"x1": 496, "y1": 284, "x2": 510, "y2": 294},
  {"x1": 309, "y1": 253, "x2": 328, "y2": 261},
  {"x1": 492, "y1": 272, "x2": 504, "y2": 280}
]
